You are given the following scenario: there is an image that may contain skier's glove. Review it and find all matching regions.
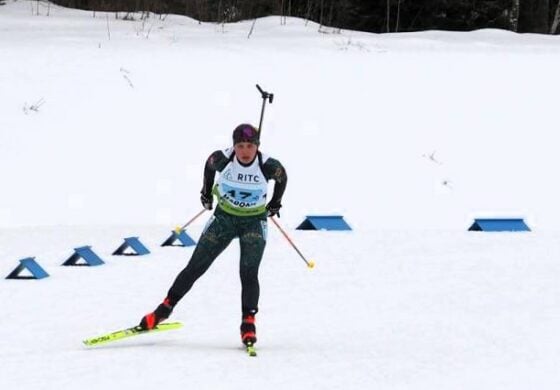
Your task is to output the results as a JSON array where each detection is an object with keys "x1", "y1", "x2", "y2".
[
  {"x1": 200, "y1": 192, "x2": 213, "y2": 210},
  {"x1": 266, "y1": 201, "x2": 282, "y2": 218}
]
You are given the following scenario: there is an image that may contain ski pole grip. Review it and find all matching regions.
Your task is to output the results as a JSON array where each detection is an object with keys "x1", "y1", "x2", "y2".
[{"x1": 256, "y1": 84, "x2": 273, "y2": 103}]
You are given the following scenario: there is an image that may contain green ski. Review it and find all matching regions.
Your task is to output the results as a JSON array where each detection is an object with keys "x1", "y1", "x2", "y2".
[{"x1": 83, "y1": 322, "x2": 183, "y2": 347}]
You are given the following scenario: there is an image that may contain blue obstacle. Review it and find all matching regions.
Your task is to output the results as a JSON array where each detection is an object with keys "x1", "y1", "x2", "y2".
[
  {"x1": 6, "y1": 257, "x2": 49, "y2": 280},
  {"x1": 296, "y1": 215, "x2": 352, "y2": 231},
  {"x1": 161, "y1": 230, "x2": 196, "y2": 247},
  {"x1": 468, "y1": 218, "x2": 530, "y2": 232},
  {"x1": 62, "y1": 246, "x2": 105, "y2": 266},
  {"x1": 113, "y1": 237, "x2": 150, "y2": 256}
]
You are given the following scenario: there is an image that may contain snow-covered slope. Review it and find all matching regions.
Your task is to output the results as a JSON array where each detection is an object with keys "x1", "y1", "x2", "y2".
[
  {"x1": 1, "y1": 1, "x2": 560, "y2": 389},
  {"x1": 2, "y1": 1, "x2": 560, "y2": 230}
]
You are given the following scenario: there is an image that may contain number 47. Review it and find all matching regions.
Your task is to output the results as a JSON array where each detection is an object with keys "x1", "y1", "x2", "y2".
[{"x1": 227, "y1": 190, "x2": 252, "y2": 199}]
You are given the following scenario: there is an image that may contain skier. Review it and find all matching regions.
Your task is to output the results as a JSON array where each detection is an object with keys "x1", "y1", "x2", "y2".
[{"x1": 139, "y1": 123, "x2": 287, "y2": 348}]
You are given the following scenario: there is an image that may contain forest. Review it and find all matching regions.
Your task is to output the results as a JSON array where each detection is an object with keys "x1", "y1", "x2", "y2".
[{"x1": 43, "y1": 1, "x2": 560, "y2": 34}]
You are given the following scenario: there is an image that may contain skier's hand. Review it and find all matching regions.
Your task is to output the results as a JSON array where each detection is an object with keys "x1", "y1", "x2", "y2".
[
  {"x1": 200, "y1": 193, "x2": 213, "y2": 210},
  {"x1": 266, "y1": 201, "x2": 281, "y2": 218}
]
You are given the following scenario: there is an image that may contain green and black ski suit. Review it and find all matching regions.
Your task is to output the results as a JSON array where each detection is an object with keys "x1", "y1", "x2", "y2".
[{"x1": 166, "y1": 147, "x2": 287, "y2": 315}]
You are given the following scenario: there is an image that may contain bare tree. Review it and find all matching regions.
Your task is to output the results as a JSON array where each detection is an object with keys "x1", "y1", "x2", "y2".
[
  {"x1": 386, "y1": 0, "x2": 390, "y2": 32},
  {"x1": 551, "y1": 0, "x2": 560, "y2": 33},
  {"x1": 248, "y1": 18, "x2": 257, "y2": 38},
  {"x1": 106, "y1": 13, "x2": 111, "y2": 40},
  {"x1": 396, "y1": 0, "x2": 401, "y2": 32},
  {"x1": 511, "y1": 0, "x2": 520, "y2": 31},
  {"x1": 327, "y1": 0, "x2": 334, "y2": 27},
  {"x1": 194, "y1": 0, "x2": 204, "y2": 23},
  {"x1": 518, "y1": 0, "x2": 550, "y2": 33},
  {"x1": 305, "y1": 0, "x2": 313, "y2": 26},
  {"x1": 288, "y1": 0, "x2": 292, "y2": 20}
]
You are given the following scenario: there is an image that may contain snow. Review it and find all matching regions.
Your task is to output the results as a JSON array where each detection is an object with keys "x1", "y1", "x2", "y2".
[{"x1": 1, "y1": 1, "x2": 560, "y2": 388}]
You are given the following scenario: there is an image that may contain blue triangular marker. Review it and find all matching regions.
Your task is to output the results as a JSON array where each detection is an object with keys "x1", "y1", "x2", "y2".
[
  {"x1": 296, "y1": 215, "x2": 352, "y2": 231},
  {"x1": 468, "y1": 218, "x2": 530, "y2": 232},
  {"x1": 113, "y1": 237, "x2": 150, "y2": 256},
  {"x1": 62, "y1": 246, "x2": 105, "y2": 266},
  {"x1": 6, "y1": 257, "x2": 49, "y2": 280},
  {"x1": 161, "y1": 230, "x2": 196, "y2": 247}
]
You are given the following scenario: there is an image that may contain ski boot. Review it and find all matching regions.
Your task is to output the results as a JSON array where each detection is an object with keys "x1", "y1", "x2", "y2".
[
  {"x1": 139, "y1": 298, "x2": 173, "y2": 330},
  {"x1": 240, "y1": 311, "x2": 257, "y2": 346}
]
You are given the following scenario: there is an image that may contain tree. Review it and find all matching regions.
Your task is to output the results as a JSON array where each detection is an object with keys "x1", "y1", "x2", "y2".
[
  {"x1": 518, "y1": 0, "x2": 550, "y2": 32},
  {"x1": 551, "y1": 0, "x2": 560, "y2": 33},
  {"x1": 45, "y1": 0, "x2": 557, "y2": 34}
]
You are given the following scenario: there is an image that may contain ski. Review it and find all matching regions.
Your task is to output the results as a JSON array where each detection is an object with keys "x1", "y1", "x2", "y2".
[
  {"x1": 245, "y1": 342, "x2": 257, "y2": 357},
  {"x1": 83, "y1": 321, "x2": 183, "y2": 347}
]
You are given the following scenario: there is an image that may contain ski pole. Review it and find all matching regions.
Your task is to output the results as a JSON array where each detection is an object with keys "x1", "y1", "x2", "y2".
[
  {"x1": 174, "y1": 209, "x2": 207, "y2": 233},
  {"x1": 256, "y1": 84, "x2": 274, "y2": 139},
  {"x1": 269, "y1": 216, "x2": 315, "y2": 269}
]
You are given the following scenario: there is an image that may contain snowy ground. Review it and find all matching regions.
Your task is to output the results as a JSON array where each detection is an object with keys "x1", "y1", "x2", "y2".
[
  {"x1": 2, "y1": 1, "x2": 560, "y2": 388},
  {"x1": 2, "y1": 226, "x2": 560, "y2": 389}
]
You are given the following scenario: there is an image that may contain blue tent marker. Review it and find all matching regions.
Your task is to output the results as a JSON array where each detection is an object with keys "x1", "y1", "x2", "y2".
[
  {"x1": 468, "y1": 218, "x2": 530, "y2": 232},
  {"x1": 113, "y1": 237, "x2": 150, "y2": 256},
  {"x1": 161, "y1": 230, "x2": 196, "y2": 247},
  {"x1": 296, "y1": 215, "x2": 352, "y2": 231},
  {"x1": 6, "y1": 257, "x2": 49, "y2": 280},
  {"x1": 62, "y1": 246, "x2": 105, "y2": 266}
]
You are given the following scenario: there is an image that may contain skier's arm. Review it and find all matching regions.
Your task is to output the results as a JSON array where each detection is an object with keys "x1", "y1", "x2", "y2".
[
  {"x1": 263, "y1": 158, "x2": 287, "y2": 207},
  {"x1": 201, "y1": 150, "x2": 228, "y2": 197}
]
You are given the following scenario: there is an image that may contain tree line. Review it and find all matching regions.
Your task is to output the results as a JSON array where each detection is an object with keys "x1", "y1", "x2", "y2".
[{"x1": 47, "y1": 0, "x2": 560, "y2": 34}]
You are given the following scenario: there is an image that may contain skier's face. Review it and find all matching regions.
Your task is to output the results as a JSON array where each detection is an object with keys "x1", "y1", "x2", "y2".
[{"x1": 234, "y1": 142, "x2": 258, "y2": 164}]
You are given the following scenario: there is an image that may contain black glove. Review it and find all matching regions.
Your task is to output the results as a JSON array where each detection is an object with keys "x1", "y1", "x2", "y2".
[
  {"x1": 200, "y1": 192, "x2": 213, "y2": 210},
  {"x1": 266, "y1": 201, "x2": 282, "y2": 217}
]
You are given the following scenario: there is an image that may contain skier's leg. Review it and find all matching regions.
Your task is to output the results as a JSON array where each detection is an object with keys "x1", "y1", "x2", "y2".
[
  {"x1": 167, "y1": 213, "x2": 236, "y2": 305},
  {"x1": 139, "y1": 214, "x2": 235, "y2": 329},
  {"x1": 238, "y1": 218, "x2": 267, "y2": 344}
]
